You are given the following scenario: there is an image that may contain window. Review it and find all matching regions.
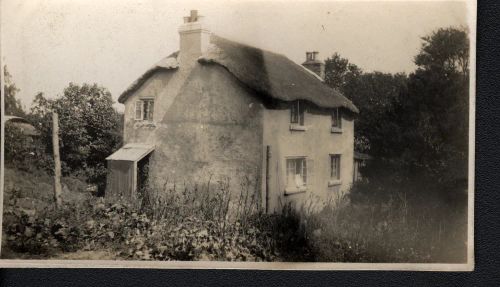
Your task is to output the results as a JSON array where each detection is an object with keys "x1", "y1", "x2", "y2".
[
  {"x1": 286, "y1": 157, "x2": 307, "y2": 189},
  {"x1": 331, "y1": 108, "x2": 341, "y2": 129},
  {"x1": 135, "y1": 99, "x2": 154, "y2": 121},
  {"x1": 290, "y1": 100, "x2": 304, "y2": 126},
  {"x1": 330, "y1": 154, "x2": 341, "y2": 180}
]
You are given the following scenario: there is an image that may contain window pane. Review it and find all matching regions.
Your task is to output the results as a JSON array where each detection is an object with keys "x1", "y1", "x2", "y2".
[
  {"x1": 302, "y1": 159, "x2": 307, "y2": 184},
  {"x1": 298, "y1": 101, "x2": 304, "y2": 125},
  {"x1": 142, "y1": 100, "x2": 154, "y2": 121},
  {"x1": 332, "y1": 109, "x2": 340, "y2": 127},
  {"x1": 286, "y1": 158, "x2": 307, "y2": 187},
  {"x1": 143, "y1": 101, "x2": 148, "y2": 120},
  {"x1": 148, "y1": 101, "x2": 154, "y2": 121},
  {"x1": 135, "y1": 101, "x2": 142, "y2": 120},
  {"x1": 330, "y1": 155, "x2": 341, "y2": 180},
  {"x1": 291, "y1": 102, "x2": 298, "y2": 123},
  {"x1": 287, "y1": 159, "x2": 295, "y2": 187}
]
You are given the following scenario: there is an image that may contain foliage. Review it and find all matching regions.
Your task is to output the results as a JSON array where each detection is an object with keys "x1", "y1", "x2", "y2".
[
  {"x1": 325, "y1": 27, "x2": 469, "y2": 197},
  {"x1": 324, "y1": 53, "x2": 362, "y2": 91},
  {"x1": 3, "y1": 178, "x2": 278, "y2": 261},
  {"x1": 3, "y1": 66, "x2": 26, "y2": 117},
  {"x1": 4, "y1": 124, "x2": 52, "y2": 172},
  {"x1": 399, "y1": 27, "x2": 469, "y2": 184},
  {"x1": 29, "y1": 83, "x2": 122, "y2": 189},
  {"x1": 3, "y1": 166, "x2": 466, "y2": 263},
  {"x1": 324, "y1": 54, "x2": 408, "y2": 153}
]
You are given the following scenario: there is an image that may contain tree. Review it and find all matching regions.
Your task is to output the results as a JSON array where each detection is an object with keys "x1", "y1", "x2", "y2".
[
  {"x1": 414, "y1": 27, "x2": 469, "y2": 78},
  {"x1": 323, "y1": 54, "x2": 408, "y2": 153},
  {"x1": 401, "y1": 27, "x2": 469, "y2": 184},
  {"x1": 30, "y1": 83, "x2": 122, "y2": 191},
  {"x1": 324, "y1": 53, "x2": 362, "y2": 91},
  {"x1": 3, "y1": 66, "x2": 26, "y2": 117}
]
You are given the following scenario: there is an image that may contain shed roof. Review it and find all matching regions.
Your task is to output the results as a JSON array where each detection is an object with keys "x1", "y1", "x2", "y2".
[
  {"x1": 106, "y1": 143, "x2": 155, "y2": 162},
  {"x1": 118, "y1": 35, "x2": 358, "y2": 113},
  {"x1": 4, "y1": 115, "x2": 40, "y2": 136}
]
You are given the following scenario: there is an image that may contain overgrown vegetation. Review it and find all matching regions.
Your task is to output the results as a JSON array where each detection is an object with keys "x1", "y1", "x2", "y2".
[
  {"x1": 2, "y1": 167, "x2": 465, "y2": 262},
  {"x1": 3, "y1": 70, "x2": 123, "y2": 192}
]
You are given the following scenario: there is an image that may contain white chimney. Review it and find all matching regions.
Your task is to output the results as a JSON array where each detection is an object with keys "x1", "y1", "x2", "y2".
[{"x1": 178, "y1": 10, "x2": 211, "y2": 66}]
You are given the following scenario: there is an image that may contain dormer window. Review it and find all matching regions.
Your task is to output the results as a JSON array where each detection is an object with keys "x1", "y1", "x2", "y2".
[
  {"x1": 135, "y1": 99, "x2": 154, "y2": 121},
  {"x1": 331, "y1": 108, "x2": 342, "y2": 133},
  {"x1": 290, "y1": 100, "x2": 304, "y2": 126}
]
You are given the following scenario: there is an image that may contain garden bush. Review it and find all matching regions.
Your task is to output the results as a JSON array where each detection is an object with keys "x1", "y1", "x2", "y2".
[{"x1": 3, "y1": 172, "x2": 466, "y2": 263}]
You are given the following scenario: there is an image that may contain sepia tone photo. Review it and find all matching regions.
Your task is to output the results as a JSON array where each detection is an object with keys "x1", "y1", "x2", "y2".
[{"x1": 0, "y1": 0, "x2": 475, "y2": 270}]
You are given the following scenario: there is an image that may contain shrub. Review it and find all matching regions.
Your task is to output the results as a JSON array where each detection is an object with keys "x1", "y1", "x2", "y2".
[{"x1": 3, "y1": 172, "x2": 466, "y2": 263}]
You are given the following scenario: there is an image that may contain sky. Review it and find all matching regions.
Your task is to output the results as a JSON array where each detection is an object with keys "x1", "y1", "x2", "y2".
[{"x1": 1, "y1": 0, "x2": 470, "y2": 111}]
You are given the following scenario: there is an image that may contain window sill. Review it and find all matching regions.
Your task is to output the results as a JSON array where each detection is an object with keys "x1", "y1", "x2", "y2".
[
  {"x1": 134, "y1": 121, "x2": 156, "y2": 128},
  {"x1": 331, "y1": 127, "x2": 343, "y2": 133},
  {"x1": 284, "y1": 186, "x2": 307, "y2": 195},
  {"x1": 290, "y1": 124, "x2": 307, "y2": 131},
  {"x1": 328, "y1": 179, "x2": 342, "y2": 187}
]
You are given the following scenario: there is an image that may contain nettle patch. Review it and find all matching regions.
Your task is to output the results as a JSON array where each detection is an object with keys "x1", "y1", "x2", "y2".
[{"x1": 3, "y1": 199, "x2": 279, "y2": 261}]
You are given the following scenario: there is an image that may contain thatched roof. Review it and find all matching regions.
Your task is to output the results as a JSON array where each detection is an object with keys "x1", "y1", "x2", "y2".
[
  {"x1": 119, "y1": 35, "x2": 358, "y2": 113},
  {"x1": 200, "y1": 36, "x2": 357, "y2": 112},
  {"x1": 118, "y1": 52, "x2": 179, "y2": 103}
]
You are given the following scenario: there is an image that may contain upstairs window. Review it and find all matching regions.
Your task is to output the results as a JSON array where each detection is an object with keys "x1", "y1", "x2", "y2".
[
  {"x1": 135, "y1": 99, "x2": 154, "y2": 121},
  {"x1": 290, "y1": 100, "x2": 304, "y2": 126},
  {"x1": 330, "y1": 154, "x2": 341, "y2": 180},
  {"x1": 331, "y1": 108, "x2": 341, "y2": 129}
]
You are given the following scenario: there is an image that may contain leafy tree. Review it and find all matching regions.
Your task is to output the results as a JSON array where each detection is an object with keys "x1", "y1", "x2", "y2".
[
  {"x1": 356, "y1": 27, "x2": 469, "y2": 202},
  {"x1": 3, "y1": 66, "x2": 26, "y2": 117},
  {"x1": 400, "y1": 27, "x2": 469, "y2": 184},
  {"x1": 324, "y1": 53, "x2": 362, "y2": 91},
  {"x1": 30, "y1": 83, "x2": 122, "y2": 190},
  {"x1": 324, "y1": 54, "x2": 407, "y2": 153}
]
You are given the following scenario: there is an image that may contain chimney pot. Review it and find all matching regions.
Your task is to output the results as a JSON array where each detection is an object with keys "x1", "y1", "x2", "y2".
[
  {"x1": 178, "y1": 10, "x2": 211, "y2": 67},
  {"x1": 302, "y1": 51, "x2": 325, "y2": 80},
  {"x1": 190, "y1": 10, "x2": 198, "y2": 22}
]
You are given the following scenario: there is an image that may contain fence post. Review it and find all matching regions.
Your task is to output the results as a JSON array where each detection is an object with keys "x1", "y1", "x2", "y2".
[
  {"x1": 52, "y1": 112, "x2": 63, "y2": 208},
  {"x1": 266, "y1": 145, "x2": 271, "y2": 213}
]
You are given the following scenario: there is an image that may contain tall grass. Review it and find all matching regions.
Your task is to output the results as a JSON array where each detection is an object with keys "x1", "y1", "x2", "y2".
[{"x1": 3, "y1": 167, "x2": 467, "y2": 262}]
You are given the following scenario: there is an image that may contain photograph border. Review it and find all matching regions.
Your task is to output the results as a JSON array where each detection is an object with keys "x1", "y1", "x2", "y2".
[{"x1": 0, "y1": 0, "x2": 476, "y2": 271}]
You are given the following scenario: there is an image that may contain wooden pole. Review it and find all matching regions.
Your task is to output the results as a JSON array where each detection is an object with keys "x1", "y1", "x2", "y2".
[
  {"x1": 265, "y1": 145, "x2": 271, "y2": 213},
  {"x1": 52, "y1": 112, "x2": 63, "y2": 208}
]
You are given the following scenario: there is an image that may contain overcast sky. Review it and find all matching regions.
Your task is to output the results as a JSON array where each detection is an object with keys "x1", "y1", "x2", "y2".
[{"x1": 1, "y1": 0, "x2": 470, "y2": 111}]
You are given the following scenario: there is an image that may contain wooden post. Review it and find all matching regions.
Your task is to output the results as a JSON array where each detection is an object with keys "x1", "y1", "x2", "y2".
[
  {"x1": 52, "y1": 112, "x2": 63, "y2": 208},
  {"x1": 265, "y1": 145, "x2": 271, "y2": 213}
]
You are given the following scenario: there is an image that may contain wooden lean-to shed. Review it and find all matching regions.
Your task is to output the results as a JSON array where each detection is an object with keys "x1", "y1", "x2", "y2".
[{"x1": 105, "y1": 143, "x2": 154, "y2": 200}]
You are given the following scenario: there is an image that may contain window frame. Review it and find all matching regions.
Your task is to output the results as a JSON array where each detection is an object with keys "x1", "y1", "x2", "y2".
[
  {"x1": 135, "y1": 98, "x2": 155, "y2": 122},
  {"x1": 290, "y1": 100, "x2": 305, "y2": 126},
  {"x1": 290, "y1": 100, "x2": 306, "y2": 131},
  {"x1": 331, "y1": 108, "x2": 342, "y2": 133},
  {"x1": 285, "y1": 156, "x2": 308, "y2": 194},
  {"x1": 329, "y1": 154, "x2": 342, "y2": 186}
]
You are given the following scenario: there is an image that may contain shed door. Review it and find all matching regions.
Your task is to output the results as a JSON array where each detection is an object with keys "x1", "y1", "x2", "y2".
[{"x1": 106, "y1": 160, "x2": 135, "y2": 199}]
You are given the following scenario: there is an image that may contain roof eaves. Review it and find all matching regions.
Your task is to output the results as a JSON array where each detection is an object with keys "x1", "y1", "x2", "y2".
[{"x1": 118, "y1": 55, "x2": 179, "y2": 104}]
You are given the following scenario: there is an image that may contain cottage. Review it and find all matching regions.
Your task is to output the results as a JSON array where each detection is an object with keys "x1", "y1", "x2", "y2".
[{"x1": 106, "y1": 10, "x2": 358, "y2": 212}]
